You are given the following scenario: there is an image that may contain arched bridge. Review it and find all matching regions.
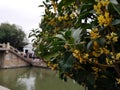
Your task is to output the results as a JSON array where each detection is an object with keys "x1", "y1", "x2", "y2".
[{"x1": 0, "y1": 43, "x2": 46, "y2": 68}]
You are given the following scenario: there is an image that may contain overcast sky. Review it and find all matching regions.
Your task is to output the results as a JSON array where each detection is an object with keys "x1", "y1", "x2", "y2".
[{"x1": 0, "y1": 0, "x2": 44, "y2": 41}]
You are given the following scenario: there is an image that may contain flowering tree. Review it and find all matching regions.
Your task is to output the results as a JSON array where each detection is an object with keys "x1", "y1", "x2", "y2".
[{"x1": 30, "y1": 0, "x2": 120, "y2": 90}]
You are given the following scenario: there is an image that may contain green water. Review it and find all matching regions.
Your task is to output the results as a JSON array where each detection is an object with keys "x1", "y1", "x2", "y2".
[{"x1": 0, "y1": 67, "x2": 85, "y2": 90}]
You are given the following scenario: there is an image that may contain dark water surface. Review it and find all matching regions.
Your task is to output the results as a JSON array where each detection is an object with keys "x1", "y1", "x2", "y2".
[{"x1": 0, "y1": 67, "x2": 85, "y2": 90}]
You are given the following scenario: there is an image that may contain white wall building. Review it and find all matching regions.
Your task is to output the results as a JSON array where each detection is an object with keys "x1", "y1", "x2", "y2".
[{"x1": 23, "y1": 44, "x2": 34, "y2": 54}]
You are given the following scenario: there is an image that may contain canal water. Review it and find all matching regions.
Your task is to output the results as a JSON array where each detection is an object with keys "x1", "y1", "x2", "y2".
[{"x1": 0, "y1": 67, "x2": 85, "y2": 90}]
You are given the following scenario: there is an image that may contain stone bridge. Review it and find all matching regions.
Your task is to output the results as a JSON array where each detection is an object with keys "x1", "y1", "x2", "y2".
[{"x1": 0, "y1": 43, "x2": 46, "y2": 69}]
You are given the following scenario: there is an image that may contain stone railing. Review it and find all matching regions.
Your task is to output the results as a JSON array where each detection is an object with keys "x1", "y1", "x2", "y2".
[
  {"x1": 0, "y1": 43, "x2": 33, "y2": 64},
  {"x1": 0, "y1": 43, "x2": 6, "y2": 48},
  {"x1": 0, "y1": 43, "x2": 22, "y2": 55}
]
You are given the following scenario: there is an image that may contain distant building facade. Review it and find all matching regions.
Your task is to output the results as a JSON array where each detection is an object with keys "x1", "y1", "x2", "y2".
[{"x1": 23, "y1": 44, "x2": 34, "y2": 54}]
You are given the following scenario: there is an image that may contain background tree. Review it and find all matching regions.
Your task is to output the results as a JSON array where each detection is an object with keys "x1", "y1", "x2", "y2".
[
  {"x1": 30, "y1": 0, "x2": 120, "y2": 90},
  {"x1": 0, "y1": 23, "x2": 28, "y2": 50}
]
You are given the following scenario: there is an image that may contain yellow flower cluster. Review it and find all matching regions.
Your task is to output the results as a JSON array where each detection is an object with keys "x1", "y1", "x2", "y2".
[
  {"x1": 58, "y1": 14, "x2": 69, "y2": 21},
  {"x1": 90, "y1": 28, "x2": 100, "y2": 39},
  {"x1": 64, "y1": 44, "x2": 68, "y2": 49},
  {"x1": 116, "y1": 53, "x2": 120, "y2": 60},
  {"x1": 100, "y1": 48, "x2": 110, "y2": 54},
  {"x1": 83, "y1": 53, "x2": 89, "y2": 59},
  {"x1": 94, "y1": 0, "x2": 110, "y2": 14},
  {"x1": 49, "y1": 18, "x2": 56, "y2": 26},
  {"x1": 92, "y1": 51, "x2": 101, "y2": 57},
  {"x1": 94, "y1": 0, "x2": 112, "y2": 26},
  {"x1": 93, "y1": 41, "x2": 99, "y2": 50},
  {"x1": 51, "y1": 0, "x2": 57, "y2": 13},
  {"x1": 116, "y1": 78, "x2": 120, "y2": 84},
  {"x1": 106, "y1": 53, "x2": 120, "y2": 65},
  {"x1": 92, "y1": 46, "x2": 110, "y2": 57},
  {"x1": 73, "y1": 49, "x2": 89, "y2": 63},
  {"x1": 97, "y1": 11, "x2": 112, "y2": 26},
  {"x1": 106, "y1": 32, "x2": 118, "y2": 43},
  {"x1": 47, "y1": 61, "x2": 58, "y2": 70},
  {"x1": 70, "y1": 13, "x2": 76, "y2": 19},
  {"x1": 105, "y1": 52, "x2": 120, "y2": 65},
  {"x1": 58, "y1": 13, "x2": 77, "y2": 21},
  {"x1": 92, "y1": 67, "x2": 100, "y2": 73},
  {"x1": 90, "y1": 58, "x2": 99, "y2": 64},
  {"x1": 106, "y1": 58, "x2": 114, "y2": 65},
  {"x1": 73, "y1": 49, "x2": 83, "y2": 63}
]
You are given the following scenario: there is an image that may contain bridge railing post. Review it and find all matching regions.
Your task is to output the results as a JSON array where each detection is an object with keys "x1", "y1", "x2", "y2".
[
  {"x1": 6, "y1": 42, "x2": 10, "y2": 49},
  {"x1": 2, "y1": 43, "x2": 6, "y2": 48}
]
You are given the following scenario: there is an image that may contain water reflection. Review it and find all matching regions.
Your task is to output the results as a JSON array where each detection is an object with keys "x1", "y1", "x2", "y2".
[
  {"x1": 17, "y1": 77, "x2": 35, "y2": 90},
  {"x1": 0, "y1": 67, "x2": 84, "y2": 90}
]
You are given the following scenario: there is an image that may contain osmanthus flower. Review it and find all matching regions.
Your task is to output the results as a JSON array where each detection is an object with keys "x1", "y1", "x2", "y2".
[
  {"x1": 106, "y1": 32, "x2": 118, "y2": 43},
  {"x1": 99, "y1": 47, "x2": 110, "y2": 55},
  {"x1": 105, "y1": 52, "x2": 120, "y2": 65},
  {"x1": 94, "y1": 1, "x2": 102, "y2": 14},
  {"x1": 58, "y1": 16, "x2": 64, "y2": 21},
  {"x1": 93, "y1": 41, "x2": 99, "y2": 50},
  {"x1": 83, "y1": 53, "x2": 89, "y2": 59},
  {"x1": 94, "y1": 0, "x2": 110, "y2": 14},
  {"x1": 94, "y1": 0, "x2": 112, "y2": 26},
  {"x1": 51, "y1": 0, "x2": 57, "y2": 13},
  {"x1": 102, "y1": 48, "x2": 110, "y2": 54},
  {"x1": 92, "y1": 43, "x2": 110, "y2": 58},
  {"x1": 73, "y1": 49, "x2": 79, "y2": 59},
  {"x1": 116, "y1": 78, "x2": 120, "y2": 84},
  {"x1": 90, "y1": 28, "x2": 101, "y2": 39},
  {"x1": 92, "y1": 51, "x2": 101, "y2": 57},
  {"x1": 70, "y1": 13, "x2": 76, "y2": 19},
  {"x1": 92, "y1": 67, "x2": 101, "y2": 73},
  {"x1": 103, "y1": 11, "x2": 112, "y2": 26},
  {"x1": 63, "y1": 14, "x2": 69, "y2": 20},
  {"x1": 47, "y1": 61, "x2": 58, "y2": 70},
  {"x1": 116, "y1": 53, "x2": 120, "y2": 60},
  {"x1": 100, "y1": 0, "x2": 110, "y2": 6},
  {"x1": 73, "y1": 49, "x2": 83, "y2": 63},
  {"x1": 106, "y1": 57, "x2": 114, "y2": 65},
  {"x1": 97, "y1": 11, "x2": 112, "y2": 26}
]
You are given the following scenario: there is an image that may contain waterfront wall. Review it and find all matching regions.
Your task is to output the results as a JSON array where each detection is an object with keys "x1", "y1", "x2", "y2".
[
  {"x1": 0, "y1": 43, "x2": 31, "y2": 68},
  {"x1": 0, "y1": 51, "x2": 30, "y2": 68}
]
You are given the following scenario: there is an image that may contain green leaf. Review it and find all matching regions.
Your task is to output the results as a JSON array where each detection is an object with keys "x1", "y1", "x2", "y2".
[
  {"x1": 43, "y1": 52, "x2": 59, "y2": 61},
  {"x1": 55, "y1": 34, "x2": 65, "y2": 40},
  {"x1": 97, "y1": 38, "x2": 106, "y2": 46},
  {"x1": 112, "y1": 4, "x2": 120, "y2": 15},
  {"x1": 87, "y1": 73, "x2": 95, "y2": 85},
  {"x1": 78, "y1": 12, "x2": 90, "y2": 21},
  {"x1": 72, "y1": 28, "x2": 82, "y2": 43},
  {"x1": 111, "y1": 19, "x2": 120, "y2": 25},
  {"x1": 80, "y1": 23, "x2": 92, "y2": 30},
  {"x1": 110, "y1": 0, "x2": 118, "y2": 4},
  {"x1": 80, "y1": 3, "x2": 93, "y2": 13},
  {"x1": 65, "y1": 30, "x2": 71, "y2": 39},
  {"x1": 80, "y1": 0, "x2": 95, "y2": 3},
  {"x1": 59, "y1": 52, "x2": 75, "y2": 72},
  {"x1": 87, "y1": 40, "x2": 93, "y2": 50},
  {"x1": 58, "y1": 0, "x2": 74, "y2": 12}
]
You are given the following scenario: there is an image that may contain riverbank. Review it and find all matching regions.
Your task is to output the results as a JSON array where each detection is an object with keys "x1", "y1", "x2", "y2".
[{"x1": 0, "y1": 85, "x2": 10, "y2": 90}]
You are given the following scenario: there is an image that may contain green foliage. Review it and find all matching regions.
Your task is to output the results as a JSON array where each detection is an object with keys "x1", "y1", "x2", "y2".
[
  {"x1": 30, "y1": 0, "x2": 120, "y2": 90},
  {"x1": 0, "y1": 23, "x2": 28, "y2": 50}
]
